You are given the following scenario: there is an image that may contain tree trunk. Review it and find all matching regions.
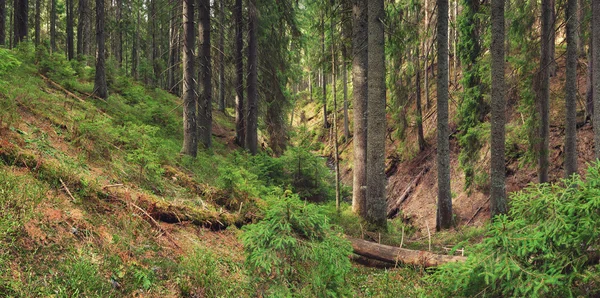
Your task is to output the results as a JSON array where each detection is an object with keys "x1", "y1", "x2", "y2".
[
  {"x1": 331, "y1": 0, "x2": 340, "y2": 211},
  {"x1": 132, "y1": 9, "x2": 140, "y2": 80},
  {"x1": 549, "y1": 0, "x2": 557, "y2": 77},
  {"x1": 0, "y1": 0, "x2": 5, "y2": 46},
  {"x1": 13, "y1": 0, "x2": 27, "y2": 45},
  {"x1": 234, "y1": 0, "x2": 245, "y2": 147},
  {"x1": 245, "y1": 0, "x2": 258, "y2": 155},
  {"x1": 593, "y1": 0, "x2": 600, "y2": 159},
  {"x1": 564, "y1": 0, "x2": 578, "y2": 177},
  {"x1": 587, "y1": 32, "x2": 593, "y2": 122},
  {"x1": 34, "y1": 0, "x2": 40, "y2": 45},
  {"x1": 538, "y1": 0, "x2": 551, "y2": 182},
  {"x1": 51, "y1": 0, "x2": 56, "y2": 52},
  {"x1": 197, "y1": 0, "x2": 212, "y2": 149},
  {"x1": 93, "y1": 0, "x2": 108, "y2": 99},
  {"x1": 436, "y1": 0, "x2": 452, "y2": 231},
  {"x1": 66, "y1": 0, "x2": 74, "y2": 60},
  {"x1": 115, "y1": 0, "x2": 122, "y2": 66},
  {"x1": 366, "y1": 0, "x2": 386, "y2": 230},
  {"x1": 77, "y1": 0, "x2": 91, "y2": 57},
  {"x1": 168, "y1": 0, "x2": 179, "y2": 94},
  {"x1": 321, "y1": 14, "x2": 329, "y2": 129},
  {"x1": 424, "y1": 0, "x2": 430, "y2": 110},
  {"x1": 352, "y1": 0, "x2": 368, "y2": 219},
  {"x1": 348, "y1": 237, "x2": 466, "y2": 267},
  {"x1": 181, "y1": 0, "x2": 197, "y2": 157},
  {"x1": 490, "y1": 0, "x2": 507, "y2": 217},
  {"x1": 342, "y1": 44, "x2": 350, "y2": 140},
  {"x1": 416, "y1": 49, "x2": 425, "y2": 152},
  {"x1": 218, "y1": 0, "x2": 225, "y2": 112}
]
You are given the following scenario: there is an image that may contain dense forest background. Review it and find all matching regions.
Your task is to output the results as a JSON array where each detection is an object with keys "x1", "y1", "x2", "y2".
[{"x1": 1, "y1": 0, "x2": 600, "y2": 296}]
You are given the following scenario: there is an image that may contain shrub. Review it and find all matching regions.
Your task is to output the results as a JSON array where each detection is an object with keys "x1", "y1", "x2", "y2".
[
  {"x1": 424, "y1": 163, "x2": 600, "y2": 297},
  {"x1": 242, "y1": 195, "x2": 352, "y2": 297}
]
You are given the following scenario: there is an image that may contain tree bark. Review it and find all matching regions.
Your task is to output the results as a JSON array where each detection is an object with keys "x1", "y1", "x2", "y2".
[
  {"x1": 234, "y1": 0, "x2": 245, "y2": 147},
  {"x1": 66, "y1": 0, "x2": 74, "y2": 60},
  {"x1": 352, "y1": 0, "x2": 368, "y2": 219},
  {"x1": 77, "y1": 0, "x2": 92, "y2": 57},
  {"x1": 342, "y1": 44, "x2": 350, "y2": 140},
  {"x1": 34, "y1": 0, "x2": 40, "y2": 45},
  {"x1": 0, "y1": 0, "x2": 5, "y2": 46},
  {"x1": 321, "y1": 14, "x2": 329, "y2": 129},
  {"x1": 245, "y1": 0, "x2": 258, "y2": 155},
  {"x1": 181, "y1": 0, "x2": 197, "y2": 157},
  {"x1": 436, "y1": 0, "x2": 452, "y2": 230},
  {"x1": 538, "y1": 0, "x2": 552, "y2": 182},
  {"x1": 93, "y1": 0, "x2": 108, "y2": 99},
  {"x1": 51, "y1": 0, "x2": 56, "y2": 52},
  {"x1": 564, "y1": 0, "x2": 578, "y2": 177},
  {"x1": 366, "y1": 0, "x2": 387, "y2": 229},
  {"x1": 348, "y1": 237, "x2": 466, "y2": 267},
  {"x1": 218, "y1": 0, "x2": 226, "y2": 113},
  {"x1": 593, "y1": 0, "x2": 600, "y2": 159},
  {"x1": 416, "y1": 9, "x2": 425, "y2": 152},
  {"x1": 13, "y1": 0, "x2": 27, "y2": 45},
  {"x1": 198, "y1": 0, "x2": 212, "y2": 149},
  {"x1": 331, "y1": 0, "x2": 340, "y2": 211},
  {"x1": 490, "y1": 0, "x2": 507, "y2": 217}
]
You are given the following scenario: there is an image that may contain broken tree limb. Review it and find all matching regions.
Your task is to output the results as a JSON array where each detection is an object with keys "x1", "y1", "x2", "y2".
[
  {"x1": 387, "y1": 166, "x2": 429, "y2": 218},
  {"x1": 348, "y1": 237, "x2": 466, "y2": 268}
]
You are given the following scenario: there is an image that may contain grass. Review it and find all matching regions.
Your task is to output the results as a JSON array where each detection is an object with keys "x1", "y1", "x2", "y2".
[{"x1": 0, "y1": 45, "x2": 444, "y2": 297}]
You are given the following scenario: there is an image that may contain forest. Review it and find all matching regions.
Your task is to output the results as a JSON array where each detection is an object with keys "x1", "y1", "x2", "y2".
[{"x1": 1, "y1": 0, "x2": 600, "y2": 296}]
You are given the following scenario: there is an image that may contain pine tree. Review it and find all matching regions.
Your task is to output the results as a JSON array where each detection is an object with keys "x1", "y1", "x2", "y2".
[
  {"x1": 436, "y1": 0, "x2": 452, "y2": 230},
  {"x1": 93, "y1": 0, "x2": 108, "y2": 99},
  {"x1": 538, "y1": 0, "x2": 552, "y2": 182},
  {"x1": 564, "y1": 0, "x2": 578, "y2": 177},
  {"x1": 234, "y1": 0, "x2": 245, "y2": 147},
  {"x1": 352, "y1": 0, "x2": 368, "y2": 218},
  {"x1": 198, "y1": 0, "x2": 212, "y2": 149},
  {"x1": 181, "y1": 0, "x2": 197, "y2": 157},
  {"x1": 366, "y1": 0, "x2": 386, "y2": 229},
  {"x1": 245, "y1": 0, "x2": 258, "y2": 154},
  {"x1": 490, "y1": 0, "x2": 507, "y2": 217}
]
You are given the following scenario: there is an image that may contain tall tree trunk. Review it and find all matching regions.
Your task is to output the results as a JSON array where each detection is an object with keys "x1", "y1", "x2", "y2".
[
  {"x1": 34, "y1": 0, "x2": 40, "y2": 45},
  {"x1": 132, "y1": 9, "x2": 140, "y2": 80},
  {"x1": 168, "y1": 1, "x2": 177, "y2": 93},
  {"x1": 0, "y1": 0, "x2": 5, "y2": 46},
  {"x1": 13, "y1": 0, "x2": 27, "y2": 44},
  {"x1": 342, "y1": 44, "x2": 350, "y2": 140},
  {"x1": 198, "y1": 0, "x2": 212, "y2": 149},
  {"x1": 66, "y1": 0, "x2": 74, "y2": 60},
  {"x1": 415, "y1": 48, "x2": 425, "y2": 152},
  {"x1": 424, "y1": 0, "x2": 430, "y2": 110},
  {"x1": 331, "y1": 0, "x2": 340, "y2": 211},
  {"x1": 366, "y1": 0, "x2": 386, "y2": 229},
  {"x1": 352, "y1": 0, "x2": 368, "y2": 219},
  {"x1": 77, "y1": 0, "x2": 91, "y2": 56},
  {"x1": 234, "y1": 0, "x2": 245, "y2": 147},
  {"x1": 150, "y1": 0, "x2": 158, "y2": 86},
  {"x1": 245, "y1": 0, "x2": 258, "y2": 154},
  {"x1": 549, "y1": 0, "x2": 557, "y2": 77},
  {"x1": 93, "y1": 0, "x2": 108, "y2": 99},
  {"x1": 586, "y1": 32, "x2": 593, "y2": 122},
  {"x1": 51, "y1": 0, "x2": 56, "y2": 52},
  {"x1": 565, "y1": 0, "x2": 578, "y2": 177},
  {"x1": 490, "y1": 0, "x2": 507, "y2": 217},
  {"x1": 538, "y1": 0, "x2": 551, "y2": 182},
  {"x1": 593, "y1": 0, "x2": 600, "y2": 159},
  {"x1": 321, "y1": 14, "x2": 329, "y2": 129},
  {"x1": 436, "y1": 0, "x2": 452, "y2": 231},
  {"x1": 217, "y1": 0, "x2": 225, "y2": 112},
  {"x1": 115, "y1": 0, "x2": 122, "y2": 66},
  {"x1": 181, "y1": 0, "x2": 197, "y2": 157}
]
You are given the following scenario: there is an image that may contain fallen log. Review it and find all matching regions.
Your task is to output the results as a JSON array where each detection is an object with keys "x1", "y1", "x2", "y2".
[
  {"x1": 348, "y1": 237, "x2": 466, "y2": 268},
  {"x1": 387, "y1": 166, "x2": 429, "y2": 218}
]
